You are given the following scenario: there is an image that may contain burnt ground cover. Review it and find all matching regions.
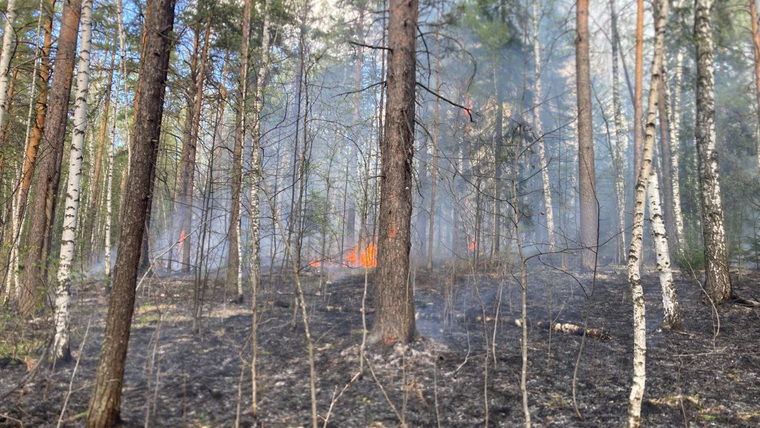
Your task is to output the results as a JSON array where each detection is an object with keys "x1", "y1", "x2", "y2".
[{"x1": 1, "y1": 264, "x2": 760, "y2": 427}]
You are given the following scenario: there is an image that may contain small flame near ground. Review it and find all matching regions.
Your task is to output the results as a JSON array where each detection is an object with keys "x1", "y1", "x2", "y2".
[{"x1": 309, "y1": 241, "x2": 377, "y2": 269}]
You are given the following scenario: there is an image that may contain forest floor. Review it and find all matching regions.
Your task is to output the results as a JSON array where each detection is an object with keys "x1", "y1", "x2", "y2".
[{"x1": 1, "y1": 262, "x2": 760, "y2": 427}]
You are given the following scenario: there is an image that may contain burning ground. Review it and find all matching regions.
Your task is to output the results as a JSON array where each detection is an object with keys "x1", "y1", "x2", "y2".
[{"x1": 1, "y1": 266, "x2": 760, "y2": 427}]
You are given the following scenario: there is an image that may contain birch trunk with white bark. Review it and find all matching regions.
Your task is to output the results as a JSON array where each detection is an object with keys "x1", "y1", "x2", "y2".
[
  {"x1": 695, "y1": 0, "x2": 732, "y2": 303},
  {"x1": 628, "y1": 0, "x2": 667, "y2": 425},
  {"x1": 250, "y1": 0, "x2": 270, "y2": 416},
  {"x1": 53, "y1": 0, "x2": 93, "y2": 361},
  {"x1": 228, "y1": 0, "x2": 250, "y2": 302},
  {"x1": 533, "y1": 0, "x2": 554, "y2": 251},
  {"x1": 647, "y1": 170, "x2": 681, "y2": 330},
  {"x1": 0, "y1": 0, "x2": 17, "y2": 133},
  {"x1": 663, "y1": 58, "x2": 685, "y2": 251}
]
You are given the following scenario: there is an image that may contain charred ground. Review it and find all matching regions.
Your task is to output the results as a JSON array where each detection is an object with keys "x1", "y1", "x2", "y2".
[{"x1": 1, "y1": 265, "x2": 759, "y2": 427}]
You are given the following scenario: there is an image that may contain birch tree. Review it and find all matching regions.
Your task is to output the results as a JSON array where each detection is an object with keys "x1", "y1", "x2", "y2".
[
  {"x1": 695, "y1": 0, "x2": 732, "y2": 303},
  {"x1": 610, "y1": 0, "x2": 628, "y2": 263},
  {"x1": 647, "y1": 169, "x2": 681, "y2": 330},
  {"x1": 533, "y1": 0, "x2": 555, "y2": 251},
  {"x1": 52, "y1": 0, "x2": 93, "y2": 361},
  {"x1": 0, "y1": 0, "x2": 17, "y2": 134},
  {"x1": 250, "y1": 0, "x2": 270, "y2": 414},
  {"x1": 226, "y1": 0, "x2": 251, "y2": 303},
  {"x1": 627, "y1": 0, "x2": 667, "y2": 424}
]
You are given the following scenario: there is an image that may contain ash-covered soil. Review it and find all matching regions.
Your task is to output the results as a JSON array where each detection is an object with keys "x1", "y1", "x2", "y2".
[{"x1": 1, "y1": 264, "x2": 760, "y2": 427}]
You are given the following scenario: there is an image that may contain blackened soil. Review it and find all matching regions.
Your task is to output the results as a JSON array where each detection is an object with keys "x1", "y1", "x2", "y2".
[{"x1": 1, "y1": 265, "x2": 760, "y2": 427}]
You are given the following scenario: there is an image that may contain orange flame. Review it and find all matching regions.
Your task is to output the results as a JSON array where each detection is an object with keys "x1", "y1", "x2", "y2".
[
  {"x1": 178, "y1": 229, "x2": 186, "y2": 253},
  {"x1": 468, "y1": 239, "x2": 476, "y2": 251},
  {"x1": 347, "y1": 242, "x2": 377, "y2": 268}
]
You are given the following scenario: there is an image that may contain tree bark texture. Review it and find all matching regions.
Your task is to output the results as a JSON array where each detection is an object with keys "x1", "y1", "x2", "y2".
[
  {"x1": 86, "y1": 0, "x2": 175, "y2": 424},
  {"x1": 52, "y1": 0, "x2": 93, "y2": 361},
  {"x1": 19, "y1": 0, "x2": 82, "y2": 316},
  {"x1": 0, "y1": 0, "x2": 17, "y2": 136},
  {"x1": 647, "y1": 170, "x2": 681, "y2": 330},
  {"x1": 227, "y1": 0, "x2": 251, "y2": 300},
  {"x1": 627, "y1": 0, "x2": 667, "y2": 425},
  {"x1": 533, "y1": 0, "x2": 555, "y2": 252},
  {"x1": 610, "y1": 0, "x2": 628, "y2": 263},
  {"x1": 371, "y1": 0, "x2": 418, "y2": 345},
  {"x1": 751, "y1": 0, "x2": 760, "y2": 176},
  {"x1": 250, "y1": 0, "x2": 270, "y2": 415},
  {"x1": 16, "y1": 0, "x2": 53, "y2": 225},
  {"x1": 695, "y1": 0, "x2": 732, "y2": 303},
  {"x1": 633, "y1": 0, "x2": 644, "y2": 184},
  {"x1": 662, "y1": 56, "x2": 685, "y2": 251},
  {"x1": 576, "y1": 0, "x2": 597, "y2": 270}
]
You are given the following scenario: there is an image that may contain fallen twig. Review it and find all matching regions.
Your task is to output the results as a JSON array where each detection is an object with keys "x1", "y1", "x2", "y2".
[{"x1": 512, "y1": 318, "x2": 611, "y2": 340}]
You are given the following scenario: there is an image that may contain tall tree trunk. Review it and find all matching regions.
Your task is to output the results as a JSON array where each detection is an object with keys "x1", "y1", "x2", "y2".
[
  {"x1": 86, "y1": 0, "x2": 175, "y2": 423},
  {"x1": 610, "y1": 0, "x2": 628, "y2": 263},
  {"x1": 371, "y1": 0, "x2": 418, "y2": 345},
  {"x1": 750, "y1": 0, "x2": 760, "y2": 176},
  {"x1": 662, "y1": 51, "x2": 686, "y2": 251},
  {"x1": 52, "y1": 0, "x2": 92, "y2": 361},
  {"x1": 627, "y1": 0, "x2": 667, "y2": 424},
  {"x1": 533, "y1": 0, "x2": 555, "y2": 251},
  {"x1": 182, "y1": 18, "x2": 212, "y2": 272},
  {"x1": 0, "y1": 0, "x2": 17, "y2": 138},
  {"x1": 227, "y1": 0, "x2": 251, "y2": 302},
  {"x1": 16, "y1": 0, "x2": 54, "y2": 224},
  {"x1": 647, "y1": 169, "x2": 681, "y2": 330},
  {"x1": 633, "y1": 0, "x2": 644, "y2": 183},
  {"x1": 657, "y1": 69, "x2": 677, "y2": 250},
  {"x1": 104, "y1": 0, "x2": 126, "y2": 280},
  {"x1": 0, "y1": 0, "x2": 16, "y2": 150},
  {"x1": 576, "y1": 0, "x2": 597, "y2": 270},
  {"x1": 493, "y1": 58, "x2": 504, "y2": 257},
  {"x1": 426, "y1": 34, "x2": 439, "y2": 268},
  {"x1": 87, "y1": 55, "x2": 114, "y2": 258},
  {"x1": 249, "y1": 0, "x2": 270, "y2": 415},
  {"x1": 171, "y1": 29, "x2": 199, "y2": 272},
  {"x1": 695, "y1": 0, "x2": 731, "y2": 303},
  {"x1": 19, "y1": 0, "x2": 82, "y2": 316},
  {"x1": 345, "y1": 5, "x2": 364, "y2": 256}
]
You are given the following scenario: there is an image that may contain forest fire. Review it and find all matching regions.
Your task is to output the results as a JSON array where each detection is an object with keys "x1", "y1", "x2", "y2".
[
  {"x1": 307, "y1": 242, "x2": 377, "y2": 269},
  {"x1": 346, "y1": 242, "x2": 377, "y2": 268}
]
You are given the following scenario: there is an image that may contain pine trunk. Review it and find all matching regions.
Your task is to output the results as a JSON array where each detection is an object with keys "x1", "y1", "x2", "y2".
[
  {"x1": 751, "y1": 0, "x2": 760, "y2": 176},
  {"x1": 576, "y1": 0, "x2": 597, "y2": 270},
  {"x1": 86, "y1": 0, "x2": 175, "y2": 423},
  {"x1": 182, "y1": 19, "x2": 212, "y2": 272},
  {"x1": 695, "y1": 0, "x2": 732, "y2": 303},
  {"x1": 371, "y1": 0, "x2": 418, "y2": 345},
  {"x1": 16, "y1": 0, "x2": 54, "y2": 224},
  {"x1": 19, "y1": 0, "x2": 82, "y2": 316}
]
